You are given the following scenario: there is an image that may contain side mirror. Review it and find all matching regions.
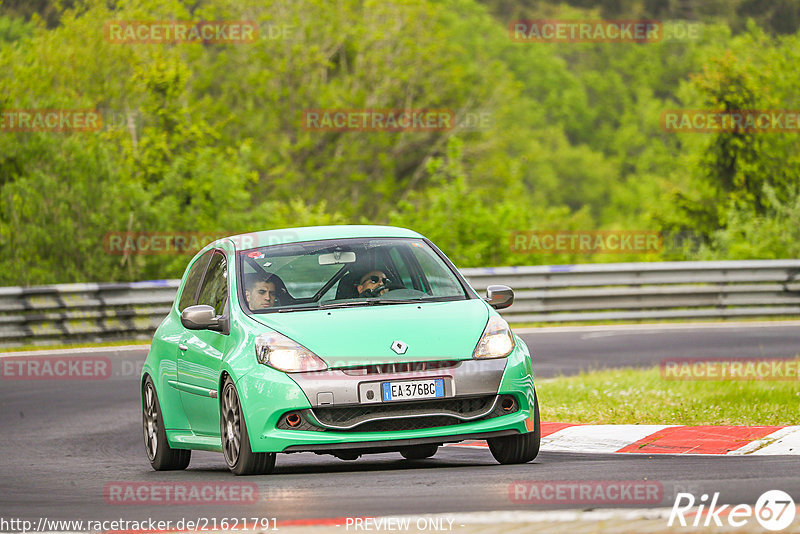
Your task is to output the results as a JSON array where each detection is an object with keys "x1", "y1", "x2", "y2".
[
  {"x1": 181, "y1": 305, "x2": 220, "y2": 330},
  {"x1": 485, "y1": 285, "x2": 514, "y2": 310}
]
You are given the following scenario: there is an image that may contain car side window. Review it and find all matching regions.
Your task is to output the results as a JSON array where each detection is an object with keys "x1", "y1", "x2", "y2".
[
  {"x1": 178, "y1": 250, "x2": 213, "y2": 311},
  {"x1": 197, "y1": 251, "x2": 228, "y2": 316}
]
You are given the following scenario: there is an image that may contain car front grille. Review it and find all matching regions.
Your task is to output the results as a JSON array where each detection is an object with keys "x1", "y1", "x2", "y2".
[
  {"x1": 339, "y1": 360, "x2": 460, "y2": 376},
  {"x1": 277, "y1": 394, "x2": 518, "y2": 432}
]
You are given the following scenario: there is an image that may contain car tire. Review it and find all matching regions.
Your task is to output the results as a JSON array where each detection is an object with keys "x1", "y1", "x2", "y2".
[
  {"x1": 142, "y1": 376, "x2": 191, "y2": 471},
  {"x1": 488, "y1": 392, "x2": 541, "y2": 465},
  {"x1": 400, "y1": 444, "x2": 439, "y2": 460},
  {"x1": 221, "y1": 377, "x2": 276, "y2": 476}
]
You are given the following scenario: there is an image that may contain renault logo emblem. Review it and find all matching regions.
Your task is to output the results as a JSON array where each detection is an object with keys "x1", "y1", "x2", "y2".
[{"x1": 391, "y1": 340, "x2": 408, "y2": 355}]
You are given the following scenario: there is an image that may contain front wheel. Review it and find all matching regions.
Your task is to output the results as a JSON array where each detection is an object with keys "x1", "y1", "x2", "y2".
[
  {"x1": 221, "y1": 378, "x2": 276, "y2": 476},
  {"x1": 142, "y1": 377, "x2": 191, "y2": 470},
  {"x1": 488, "y1": 393, "x2": 541, "y2": 464}
]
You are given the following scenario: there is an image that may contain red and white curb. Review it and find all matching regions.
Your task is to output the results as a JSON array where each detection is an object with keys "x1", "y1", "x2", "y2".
[{"x1": 447, "y1": 422, "x2": 800, "y2": 455}]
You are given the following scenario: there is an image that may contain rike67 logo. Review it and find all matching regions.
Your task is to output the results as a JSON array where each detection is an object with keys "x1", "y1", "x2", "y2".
[{"x1": 669, "y1": 490, "x2": 796, "y2": 531}]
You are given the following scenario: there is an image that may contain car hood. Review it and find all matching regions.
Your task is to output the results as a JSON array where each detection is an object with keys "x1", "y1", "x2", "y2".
[{"x1": 248, "y1": 299, "x2": 490, "y2": 367}]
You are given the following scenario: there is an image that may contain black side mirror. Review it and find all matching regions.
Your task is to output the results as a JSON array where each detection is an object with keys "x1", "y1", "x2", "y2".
[
  {"x1": 181, "y1": 305, "x2": 220, "y2": 330},
  {"x1": 485, "y1": 285, "x2": 514, "y2": 310}
]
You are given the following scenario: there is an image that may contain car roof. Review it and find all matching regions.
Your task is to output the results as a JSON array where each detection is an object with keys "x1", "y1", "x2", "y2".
[{"x1": 222, "y1": 225, "x2": 425, "y2": 251}]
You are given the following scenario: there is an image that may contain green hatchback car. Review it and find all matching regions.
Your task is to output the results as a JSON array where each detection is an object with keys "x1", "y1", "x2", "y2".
[{"x1": 141, "y1": 225, "x2": 540, "y2": 475}]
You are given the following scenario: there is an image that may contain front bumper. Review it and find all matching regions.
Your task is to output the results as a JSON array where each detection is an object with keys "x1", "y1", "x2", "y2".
[
  {"x1": 235, "y1": 342, "x2": 536, "y2": 453},
  {"x1": 288, "y1": 358, "x2": 508, "y2": 407},
  {"x1": 277, "y1": 393, "x2": 519, "y2": 431}
]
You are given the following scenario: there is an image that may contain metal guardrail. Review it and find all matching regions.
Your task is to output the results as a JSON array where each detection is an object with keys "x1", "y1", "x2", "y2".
[
  {"x1": 0, "y1": 280, "x2": 179, "y2": 348},
  {"x1": 461, "y1": 260, "x2": 800, "y2": 323},
  {"x1": 1, "y1": 260, "x2": 799, "y2": 347}
]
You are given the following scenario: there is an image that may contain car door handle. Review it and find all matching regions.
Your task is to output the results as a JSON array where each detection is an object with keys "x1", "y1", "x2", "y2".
[{"x1": 178, "y1": 343, "x2": 188, "y2": 351}]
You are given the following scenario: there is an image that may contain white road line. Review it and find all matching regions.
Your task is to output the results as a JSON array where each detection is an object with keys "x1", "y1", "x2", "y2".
[
  {"x1": 406, "y1": 508, "x2": 679, "y2": 523},
  {"x1": 273, "y1": 505, "x2": 800, "y2": 530},
  {"x1": 0, "y1": 345, "x2": 149, "y2": 358},
  {"x1": 284, "y1": 508, "x2": 678, "y2": 526},
  {"x1": 514, "y1": 320, "x2": 800, "y2": 335}
]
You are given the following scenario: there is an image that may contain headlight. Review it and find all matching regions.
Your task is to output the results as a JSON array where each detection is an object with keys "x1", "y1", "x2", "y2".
[
  {"x1": 255, "y1": 332, "x2": 328, "y2": 373},
  {"x1": 472, "y1": 315, "x2": 515, "y2": 359}
]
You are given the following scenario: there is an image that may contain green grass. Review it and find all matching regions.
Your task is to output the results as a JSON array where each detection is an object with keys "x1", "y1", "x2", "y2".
[{"x1": 537, "y1": 366, "x2": 800, "y2": 426}]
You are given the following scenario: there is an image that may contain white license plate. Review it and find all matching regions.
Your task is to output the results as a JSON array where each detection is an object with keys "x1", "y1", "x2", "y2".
[{"x1": 381, "y1": 378, "x2": 444, "y2": 401}]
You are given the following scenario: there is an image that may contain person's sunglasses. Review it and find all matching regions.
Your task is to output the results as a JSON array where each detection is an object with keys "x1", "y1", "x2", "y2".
[{"x1": 360, "y1": 275, "x2": 390, "y2": 285}]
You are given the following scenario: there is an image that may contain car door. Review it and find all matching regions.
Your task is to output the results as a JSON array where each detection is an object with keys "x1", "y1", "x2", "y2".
[{"x1": 177, "y1": 250, "x2": 230, "y2": 436}]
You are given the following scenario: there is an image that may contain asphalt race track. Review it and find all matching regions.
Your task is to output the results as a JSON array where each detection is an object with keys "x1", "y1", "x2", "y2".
[
  {"x1": 520, "y1": 321, "x2": 800, "y2": 378},
  {"x1": 1, "y1": 322, "x2": 799, "y2": 524}
]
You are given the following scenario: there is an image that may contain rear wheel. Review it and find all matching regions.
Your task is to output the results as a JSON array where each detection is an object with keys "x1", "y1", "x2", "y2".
[
  {"x1": 221, "y1": 377, "x2": 276, "y2": 476},
  {"x1": 142, "y1": 377, "x2": 191, "y2": 470},
  {"x1": 488, "y1": 393, "x2": 541, "y2": 464},
  {"x1": 400, "y1": 444, "x2": 439, "y2": 460}
]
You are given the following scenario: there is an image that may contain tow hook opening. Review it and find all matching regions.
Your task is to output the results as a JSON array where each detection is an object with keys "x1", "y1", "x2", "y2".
[{"x1": 286, "y1": 412, "x2": 302, "y2": 427}]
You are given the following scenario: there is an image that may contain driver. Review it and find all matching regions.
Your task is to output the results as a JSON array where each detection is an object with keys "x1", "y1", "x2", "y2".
[
  {"x1": 356, "y1": 270, "x2": 392, "y2": 298},
  {"x1": 245, "y1": 273, "x2": 278, "y2": 310}
]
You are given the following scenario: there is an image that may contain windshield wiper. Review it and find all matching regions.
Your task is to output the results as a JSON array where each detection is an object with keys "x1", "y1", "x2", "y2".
[
  {"x1": 318, "y1": 299, "x2": 380, "y2": 309},
  {"x1": 319, "y1": 297, "x2": 434, "y2": 309},
  {"x1": 370, "y1": 298, "x2": 430, "y2": 304},
  {"x1": 276, "y1": 296, "x2": 453, "y2": 312},
  {"x1": 275, "y1": 304, "x2": 319, "y2": 313}
]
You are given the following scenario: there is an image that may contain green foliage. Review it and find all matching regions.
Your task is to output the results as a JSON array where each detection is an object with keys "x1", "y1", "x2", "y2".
[
  {"x1": 658, "y1": 24, "x2": 800, "y2": 250},
  {"x1": 0, "y1": 0, "x2": 799, "y2": 285},
  {"x1": 0, "y1": 135, "x2": 147, "y2": 284},
  {"x1": 389, "y1": 137, "x2": 531, "y2": 267},
  {"x1": 0, "y1": 14, "x2": 32, "y2": 42},
  {"x1": 696, "y1": 185, "x2": 800, "y2": 260},
  {"x1": 479, "y1": 0, "x2": 800, "y2": 35}
]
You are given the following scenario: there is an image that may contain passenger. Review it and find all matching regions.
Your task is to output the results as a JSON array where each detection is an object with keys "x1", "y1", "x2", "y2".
[
  {"x1": 245, "y1": 273, "x2": 278, "y2": 310},
  {"x1": 356, "y1": 270, "x2": 392, "y2": 298}
]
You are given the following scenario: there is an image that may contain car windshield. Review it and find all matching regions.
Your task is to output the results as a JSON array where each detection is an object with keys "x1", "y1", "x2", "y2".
[{"x1": 238, "y1": 238, "x2": 469, "y2": 313}]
